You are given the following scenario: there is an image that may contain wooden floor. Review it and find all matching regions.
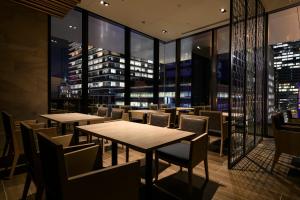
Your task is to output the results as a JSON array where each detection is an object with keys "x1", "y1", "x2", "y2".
[{"x1": 0, "y1": 137, "x2": 300, "y2": 200}]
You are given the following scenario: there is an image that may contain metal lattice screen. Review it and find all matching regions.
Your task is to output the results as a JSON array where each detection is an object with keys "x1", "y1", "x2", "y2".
[{"x1": 229, "y1": 0, "x2": 265, "y2": 168}]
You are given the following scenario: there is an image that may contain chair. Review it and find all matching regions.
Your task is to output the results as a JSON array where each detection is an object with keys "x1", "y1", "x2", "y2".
[
  {"x1": 20, "y1": 122, "x2": 97, "y2": 200},
  {"x1": 110, "y1": 108, "x2": 124, "y2": 120},
  {"x1": 159, "y1": 104, "x2": 168, "y2": 110},
  {"x1": 97, "y1": 107, "x2": 109, "y2": 117},
  {"x1": 286, "y1": 110, "x2": 300, "y2": 125},
  {"x1": 204, "y1": 105, "x2": 211, "y2": 111},
  {"x1": 271, "y1": 113, "x2": 300, "y2": 172},
  {"x1": 149, "y1": 104, "x2": 158, "y2": 110},
  {"x1": 164, "y1": 108, "x2": 176, "y2": 128},
  {"x1": 149, "y1": 113, "x2": 170, "y2": 127},
  {"x1": 179, "y1": 114, "x2": 209, "y2": 136},
  {"x1": 155, "y1": 133, "x2": 209, "y2": 197},
  {"x1": 37, "y1": 132, "x2": 140, "y2": 200},
  {"x1": 192, "y1": 106, "x2": 204, "y2": 116},
  {"x1": 277, "y1": 112, "x2": 300, "y2": 131},
  {"x1": 199, "y1": 111, "x2": 228, "y2": 156}
]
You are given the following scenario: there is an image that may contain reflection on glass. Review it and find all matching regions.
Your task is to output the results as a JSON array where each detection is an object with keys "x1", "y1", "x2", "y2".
[
  {"x1": 216, "y1": 26, "x2": 230, "y2": 111},
  {"x1": 159, "y1": 42, "x2": 176, "y2": 107},
  {"x1": 130, "y1": 32, "x2": 154, "y2": 108},
  {"x1": 50, "y1": 10, "x2": 82, "y2": 112},
  {"x1": 180, "y1": 32, "x2": 212, "y2": 107}
]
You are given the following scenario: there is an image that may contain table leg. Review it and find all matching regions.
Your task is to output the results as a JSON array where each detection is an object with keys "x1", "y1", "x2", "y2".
[
  {"x1": 73, "y1": 122, "x2": 79, "y2": 144},
  {"x1": 47, "y1": 119, "x2": 51, "y2": 127},
  {"x1": 111, "y1": 142, "x2": 118, "y2": 166},
  {"x1": 61, "y1": 123, "x2": 66, "y2": 135},
  {"x1": 145, "y1": 151, "x2": 153, "y2": 200},
  {"x1": 143, "y1": 113, "x2": 147, "y2": 124}
]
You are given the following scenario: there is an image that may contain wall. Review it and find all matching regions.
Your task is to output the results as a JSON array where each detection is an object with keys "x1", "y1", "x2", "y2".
[{"x1": 0, "y1": 0, "x2": 48, "y2": 120}]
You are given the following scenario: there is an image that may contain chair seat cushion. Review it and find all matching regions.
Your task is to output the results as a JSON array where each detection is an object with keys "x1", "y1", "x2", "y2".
[
  {"x1": 157, "y1": 142, "x2": 190, "y2": 165},
  {"x1": 208, "y1": 129, "x2": 221, "y2": 135}
]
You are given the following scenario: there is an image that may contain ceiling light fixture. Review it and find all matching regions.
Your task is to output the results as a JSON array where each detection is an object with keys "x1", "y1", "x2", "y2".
[
  {"x1": 100, "y1": 0, "x2": 110, "y2": 6},
  {"x1": 220, "y1": 8, "x2": 226, "y2": 13},
  {"x1": 162, "y1": 30, "x2": 167, "y2": 34},
  {"x1": 197, "y1": 46, "x2": 201, "y2": 50}
]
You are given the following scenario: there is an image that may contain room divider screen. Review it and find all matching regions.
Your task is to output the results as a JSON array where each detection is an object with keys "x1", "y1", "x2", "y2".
[{"x1": 228, "y1": 0, "x2": 265, "y2": 168}]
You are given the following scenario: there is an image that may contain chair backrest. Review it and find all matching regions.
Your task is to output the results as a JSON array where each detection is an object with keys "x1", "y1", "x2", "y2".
[
  {"x1": 159, "y1": 104, "x2": 168, "y2": 109},
  {"x1": 286, "y1": 110, "x2": 293, "y2": 119},
  {"x1": 149, "y1": 104, "x2": 158, "y2": 110},
  {"x1": 204, "y1": 105, "x2": 211, "y2": 111},
  {"x1": 193, "y1": 106, "x2": 204, "y2": 115},
  {"x1": 120, "y1": 105, "x2": 131, "y2": 113},
  {"x1": 179, "y1": 114, "x2": 208, "y2": 136},
  {"x1": 97, "y1": 107, "x2": 108, "y2": 117},
  {"x1": 20, "y1": 122, "x2": 43, "y2": 182},
  {"x1": 149, "y1": 113, "x2": 170, "y2": 127},
  {"x1": 1, "y1": 111, "x2": 13, "y2": 145},
  {"x1": 37, "y1": 132, "x2": 67, "y2": 200},
  {"x1": 111, "y1": 109, "x2": 124, "y2": 120},
  {"x1": 1, "y1": 111, "x2": 21, "y2": 154},
  {"x1": 164, "y1": 108, "x2": 176, "y2": 126},
  {"x1": 200, "y1": 111, "x2": 222, "y2": 132},
  {"x1": 190, "y1": 133, "x2": 208, "y2": 167}
]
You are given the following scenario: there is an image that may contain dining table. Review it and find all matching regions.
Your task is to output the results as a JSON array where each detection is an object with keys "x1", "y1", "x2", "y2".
[
  {"x1": 76, "y1": 120, "x2": 195, "y2": 199},
  {"x1": 40, "y1": 112, "x2": 105, "y2": 143}
]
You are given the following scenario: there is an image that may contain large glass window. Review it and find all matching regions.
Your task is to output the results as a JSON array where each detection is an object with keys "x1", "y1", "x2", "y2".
[
  {"x1": 180, "y1": 32, "x2": 212, "y2": 107},
  {"x1": 130, "y1": 32, "x2": 154, "y2": 108},
  {"x1": 50, "y1": 10, "x2": 82, "y2": 112},
  {"x1": 159, "y1": 41, "x2": 176, "y2": 106},
  {"x1": 88, "y1": 16, "x2": 125, "y2": 108},
  {"x1": 216, "y1": 26, "x2": 230, "y2": 111}
]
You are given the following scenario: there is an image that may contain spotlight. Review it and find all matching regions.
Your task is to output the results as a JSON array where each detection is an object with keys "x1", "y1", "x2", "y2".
[
  {"x1": 220, "y1": 8, "x2": 226, "y2": 13},
  {"x1": 162, "y1": 30, "x2": 167, "y2": 34}
]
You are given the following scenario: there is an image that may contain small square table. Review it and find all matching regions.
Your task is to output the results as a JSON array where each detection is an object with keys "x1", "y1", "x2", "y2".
[{"x1": 77, "y1": 121, "x2": 195, "y2": 199}]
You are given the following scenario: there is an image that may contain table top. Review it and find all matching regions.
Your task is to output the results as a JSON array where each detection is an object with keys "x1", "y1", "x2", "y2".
[
  {"x1": 40, "y1": 113, "x2": 104, "y2": 123},
  {"x1": 128, "y1": 110, "x2": 159, "y2": 114},
  {"x1": 176, "y1": 107, "x2": 194, "y2": 111},
  {"x1": 77, "y1": 121, "x2": 195, "y2": 152}
]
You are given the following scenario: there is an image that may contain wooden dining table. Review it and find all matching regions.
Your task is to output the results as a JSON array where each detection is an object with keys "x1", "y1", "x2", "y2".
[
  {"x1": 40, "y1": 113, "x2": 105, "y2": 143},
  {"x1": 76, "y1": 121, "x2": 195, "y2": 199}
]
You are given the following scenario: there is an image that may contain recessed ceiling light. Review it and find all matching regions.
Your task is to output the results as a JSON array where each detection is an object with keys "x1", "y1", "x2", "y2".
[
  {"x1": 69, "y1": 25, "x2": 73, "y2": 28},
  {"x1": 100, "y1": 0, "x2": 110, "y2": 6},
  {"x1": 220, "y1": 8, "x2": 226, "y2": 13},
  {"x1": 162, "y1": 30, "x2": 167, "y2": 34},
  {"x1": 197, "y1": 46, "x2": 201, "y2": 50}
]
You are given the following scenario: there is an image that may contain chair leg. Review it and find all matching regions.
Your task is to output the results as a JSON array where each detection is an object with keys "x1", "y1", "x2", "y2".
[
  {"x1": 220, "y1": 139, "x2": 224, "y2": 157},
  {"x1": 35, "y1": 184, "x2": 44, "y2": 200},
  {"x1": 155, "y1": 152, "x2": 159, "y2": 181},
  {"x1": 126, "y1": 146, "x2": 129, "y2": 162},
  {"x1": 271, "y1": 151, "x2": 280, "y2": 173},
  {"x1": 21, "y1": 173, "x2": 31, "y2": 200},
  {"x1": 188, "y1": 167, "x2": 193, "y2": 199},
  {"x1": 204, "y1": 157, "x2": 209, "y2": 181},
  {"x1": 9, "y1": 153, "x2": 19, "y2": 179},
  {"x1": 179, "y1": 166, "x2": 183, "y2": 172},
  {"x1": 2, "y1": 140, "x2": 9, "y2": 157}
]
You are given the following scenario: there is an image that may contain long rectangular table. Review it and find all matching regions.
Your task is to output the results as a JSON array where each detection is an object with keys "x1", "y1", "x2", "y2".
[
  {"x1": 40, "y1": 113, "x2": 105, "y2": 143},
  {"x1": 77, "y1": 121, "x2": 195, "y2": 199}
]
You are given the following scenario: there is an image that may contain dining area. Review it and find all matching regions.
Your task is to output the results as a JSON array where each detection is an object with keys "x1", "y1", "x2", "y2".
[{"x1": 0, "y1": 103, "x2": 227, "y2": 200}]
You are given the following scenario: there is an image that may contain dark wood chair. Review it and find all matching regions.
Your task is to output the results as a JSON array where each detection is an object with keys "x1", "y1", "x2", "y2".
[
  {"x1": 271, "y1": 113, "x2": 300, "y2": 172},
  {"x1": 200, "y1": 111, "x2": 228, "y2": 156},
  {"x1": 111, "y1": 108, "x2": 124, "y2": 120},
  {"x1": 155, "y1": 115, "x2": 209, "y2": 197},
  {"x1": 37, "y1": 132, "x2": 140, "y2": 200},
  {"x1": 1, "y1": 111, "x2": 45, "y2": 179},
  {"x1": 163, "y1": 108, "x2": 176, "y2": 128},
  {"x1": 149, "y1": 104, "x2": 158, "y2": 110},
  {"x1": 97, "y1": 107, "x2": 109, "y2": 117},
  {"x1": 149, "y1": 113, "x2": 170, "y2": 127},
  {"x1": 159, "y1": 104, "x2": 168, "y2": 109},
  {"x1": 155, "y1": 133, "x2": 209, "y2": 197},
  {"x1": 20, "y1": 122, "x2": 97, "y2": 200}
]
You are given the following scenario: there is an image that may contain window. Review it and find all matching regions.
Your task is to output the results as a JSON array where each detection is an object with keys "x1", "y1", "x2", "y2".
[
  {"x1": 88, "y1": 16, "x2": 125, "y2": 107},
  {"x1": 180, "y1": 32, "x2": 212, "y2": 107},
  {"x1": 130, "y1": 32, "x2": 154, "y2": 108},
  {"x1": 50, "y1": 10, "x2": 82, "y2": 112},
  {"x1": 159, "y1": 41, "x2": 176, "y2": 107}
]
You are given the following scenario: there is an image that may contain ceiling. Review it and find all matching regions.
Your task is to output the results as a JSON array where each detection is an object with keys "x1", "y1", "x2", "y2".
[{"x1": 78, "y1": 0, "x2": 300, "y2": 42}]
